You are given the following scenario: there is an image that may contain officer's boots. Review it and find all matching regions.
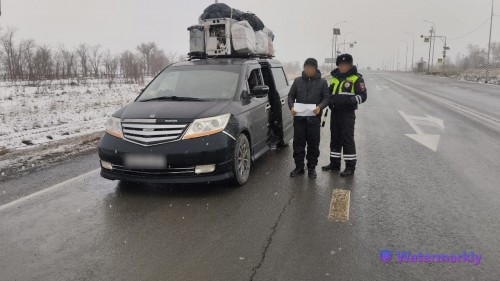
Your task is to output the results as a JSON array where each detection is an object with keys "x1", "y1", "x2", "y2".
[
  {"x1": 290, "y1": 167, "x2": 305, "y2": 177},
  {"x1": 340, "y1": 168, "x2": 355, "y2": 177},
  {"x1": 308, "y1": 167, "x2": 317, "y2": 178},
  {"x1": 321, "y1": 162, "x2": 341, "y2": 171}
]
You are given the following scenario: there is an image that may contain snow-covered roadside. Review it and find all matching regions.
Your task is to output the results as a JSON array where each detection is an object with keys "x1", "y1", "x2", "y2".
[
  {"x1": 433, "y1": 69, "x2": 500, "y2": 85},
  {"x1": 0, "y1": 79, "x2": 149, "y2": 179},
  {"x1": 0, "y1": 80, "x2": 145, "y2": 150},
  {"x1": 0, "y1": 130, "x2": 103, "y2": 181}
]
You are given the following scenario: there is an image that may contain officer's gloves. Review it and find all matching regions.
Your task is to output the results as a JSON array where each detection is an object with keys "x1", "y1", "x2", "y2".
[{"x1": 331, "y1": 95, "x2": 351, "y2": 107}]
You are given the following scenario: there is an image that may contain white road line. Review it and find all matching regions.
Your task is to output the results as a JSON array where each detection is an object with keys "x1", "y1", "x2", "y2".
[
  {"x1": 381, "y1": 75, "x2": 500, "y2": 128},
  {"x1": 0, "y1": 168, "x2": 100, "y2": 212}
]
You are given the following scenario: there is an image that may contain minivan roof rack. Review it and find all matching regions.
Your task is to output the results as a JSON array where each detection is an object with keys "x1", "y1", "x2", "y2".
[{"x1": 187, "y1": 53, "x2": 274, "y2": 61}]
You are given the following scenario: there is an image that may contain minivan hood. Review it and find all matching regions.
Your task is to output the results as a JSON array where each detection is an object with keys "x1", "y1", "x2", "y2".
[{"x1": 115, "y1": 100, "x2": 231, "y2": 120}]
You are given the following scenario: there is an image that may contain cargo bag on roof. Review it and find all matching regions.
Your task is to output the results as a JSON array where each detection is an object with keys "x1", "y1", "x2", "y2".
[
  {"x1": 241, "y1": 12, "x2": 265, "y2": 31},
  {"x1": 199, "y1": 3, "x2": 243, "y2": 21},
  {"x1": 255, "y1": 31, "x2": 269, "y2": 55},
  {"x1": 231, "y1": 21, "x2": 256, "y2": 54}
]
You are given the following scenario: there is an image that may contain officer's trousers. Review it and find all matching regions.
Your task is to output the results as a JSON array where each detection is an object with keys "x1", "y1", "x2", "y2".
[
  {"x1": 292, "y1": 116, "x2": 321, "y2": 169},
  {"x1": 329, "y1": 109, "x2": 356, "y2": 169}
]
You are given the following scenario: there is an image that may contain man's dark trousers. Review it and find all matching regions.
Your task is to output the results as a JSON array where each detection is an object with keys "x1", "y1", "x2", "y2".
[
  {"x1": 329, "y1": 109, "x2": 356, "y2": 169},
  {"x1": 293, "y1": 115, "x2": 321, "y2": 169}
]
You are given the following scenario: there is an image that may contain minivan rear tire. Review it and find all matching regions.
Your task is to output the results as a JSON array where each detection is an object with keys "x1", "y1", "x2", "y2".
[{"x1": 231, "y1": 133, "x2": 251, "y2": 186}]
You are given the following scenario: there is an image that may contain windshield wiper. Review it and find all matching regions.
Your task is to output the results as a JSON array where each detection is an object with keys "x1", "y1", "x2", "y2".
[{"x1": 139, "y1": 96, "x2": 204, "y2": 102}]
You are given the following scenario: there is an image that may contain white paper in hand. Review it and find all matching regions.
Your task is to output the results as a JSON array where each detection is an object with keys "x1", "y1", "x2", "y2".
[{"x1": 294, "y1": 103, "x2": 316, "y2": 116}]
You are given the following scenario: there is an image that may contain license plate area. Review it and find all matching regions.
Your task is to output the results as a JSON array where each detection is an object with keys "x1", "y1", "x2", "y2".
[{"x1": 124, "y1": 154, "x2": 166, "y2": 169}]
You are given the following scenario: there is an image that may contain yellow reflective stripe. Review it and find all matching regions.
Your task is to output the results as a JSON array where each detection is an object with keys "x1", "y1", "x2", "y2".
[{"x1": 331, "y1": 74, "x2": 359, "y2": 94}]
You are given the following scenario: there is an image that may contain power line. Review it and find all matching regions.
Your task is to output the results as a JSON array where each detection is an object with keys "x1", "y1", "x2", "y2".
[{"x1": 448, "y1": 17, "x2": 491, "y2": 41}]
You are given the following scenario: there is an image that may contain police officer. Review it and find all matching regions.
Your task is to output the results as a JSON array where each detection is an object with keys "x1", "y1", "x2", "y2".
[
  {"x1": 288, "y1": 58, "x2": 330, "y2": 178},
  {"x1": 322, "y1": 54, "x2": 367, "y2": 176}
]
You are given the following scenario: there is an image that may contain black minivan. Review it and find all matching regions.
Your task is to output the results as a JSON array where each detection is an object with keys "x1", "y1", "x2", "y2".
[{"x1": 98, "y1": 58, "x2": 293, "y2": 186}]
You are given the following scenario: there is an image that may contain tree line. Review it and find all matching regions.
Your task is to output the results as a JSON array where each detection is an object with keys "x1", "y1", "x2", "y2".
[
  {"x1": 0, "y1": 26, "x2": 186, "y2": 84},
  {"x1": 453, "y1": 43, "x2": 500, "y2": 70}
]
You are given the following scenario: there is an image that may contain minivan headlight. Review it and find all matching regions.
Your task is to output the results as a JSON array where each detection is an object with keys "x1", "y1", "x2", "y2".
[
  {"x1": 105, "y1": 116, "x2": 123, "y2": 138},
  {"x1": 182, "y1": 114, "x2": 230, "y2": 140}
]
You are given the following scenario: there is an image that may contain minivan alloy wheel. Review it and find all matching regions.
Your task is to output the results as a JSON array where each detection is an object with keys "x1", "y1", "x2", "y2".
[{"x1": 233, "y1": 134, "x2": 251, "y2": 185}]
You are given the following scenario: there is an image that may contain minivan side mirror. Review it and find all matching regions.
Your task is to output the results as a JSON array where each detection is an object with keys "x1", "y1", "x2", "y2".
[{"x1": 251, "y1": 85, "x2": 269, "y2": 98}]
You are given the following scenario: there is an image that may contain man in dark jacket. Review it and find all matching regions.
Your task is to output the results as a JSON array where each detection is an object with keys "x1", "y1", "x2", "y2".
[
  {"x1": 287, "y1": 58, "x2": 330, "y2": 178},
  {"x1": 322, "y1": 54, "x2": 367, "y2": 176}
]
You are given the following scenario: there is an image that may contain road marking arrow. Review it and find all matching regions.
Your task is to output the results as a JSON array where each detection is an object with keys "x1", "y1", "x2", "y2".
[{"x1": 398, "y1": 110, "x2": 444, "y2": 151}]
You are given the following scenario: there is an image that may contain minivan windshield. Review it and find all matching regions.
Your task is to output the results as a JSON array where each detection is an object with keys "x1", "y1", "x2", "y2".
[{"x1": 137, "y1": 65, "x2": 241, "y2": 101}]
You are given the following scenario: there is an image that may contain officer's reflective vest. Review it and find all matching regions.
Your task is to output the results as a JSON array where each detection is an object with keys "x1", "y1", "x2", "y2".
[{"x1": 330, "y1": 74, "x2": 359, "y2": 95}]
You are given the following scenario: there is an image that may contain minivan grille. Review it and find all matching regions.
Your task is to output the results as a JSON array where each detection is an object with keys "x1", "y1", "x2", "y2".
[{"x1": 121, "y1": 121, "x2": 188, "y2": 145}]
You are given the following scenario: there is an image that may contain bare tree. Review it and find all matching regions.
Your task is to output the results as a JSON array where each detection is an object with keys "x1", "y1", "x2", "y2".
[
  {"x1": 33, "y1": 45, "x2": 52, "y2": 80},
  {"x1": 1, "y1": 27, "x2": 18, "y2": 80},
  {"x1": 103, "y1": 49, "x2": 119, "y2": 88},
  {"x1": 150, "y1": 48, "x2": 169, "y2": 76},
  {"x1": 20, "y1": 39, "x2": 36, "y2": 81},
  {"x1": 120, "y1": 50, "x2": 143, "y2": 84},
  {"x1": 75, "y1": 43, "x2": 89, "y2": 78},
  {"x1": 136, "y1": 42, "x2": 157, "y2": 77},
  {"x1": 89, "y1": 44, "x2": 102, "y2": 78},
  {"x1": 58, "y1": 44, "x2": 76, "y2": 79}
]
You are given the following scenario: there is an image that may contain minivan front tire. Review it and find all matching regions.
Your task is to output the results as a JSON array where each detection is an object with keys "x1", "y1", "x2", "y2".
[{"x1": 231, "y1": 133, "x2": 251, "y2": 186}]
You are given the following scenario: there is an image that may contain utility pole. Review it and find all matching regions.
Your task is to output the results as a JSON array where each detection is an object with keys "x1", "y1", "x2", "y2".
[
  {"x1": 486, "y1": 0, "x2": 494, "y2": 83},
  {"x1": 397, "y1": 45, "x2": 400, "y2": 71},
  {"x1": 424, "y1": 20, "x2": 436, "y2": 73},
  {"x1": 405, "y1": 32, "x2": 415, "y2": 72},
  {"x1": 332, "y1": 21, "x2": 346, "y2": 69},
  {"x1": 425, "y1": 27, "x2": 433, "y2": 74},
  {"x1": 331, "y1": 30, "x2": 335, "y2": 69},
  {"x1": 403, "y1": 40, "x2": 408, "y2": 72}
]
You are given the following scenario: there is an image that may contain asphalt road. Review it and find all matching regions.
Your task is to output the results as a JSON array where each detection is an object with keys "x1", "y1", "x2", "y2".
[{"x1": 1, "y1": 72, "x2": 500, "y2": 280}]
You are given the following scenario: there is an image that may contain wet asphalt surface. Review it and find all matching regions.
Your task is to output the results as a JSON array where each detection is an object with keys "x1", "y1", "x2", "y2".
[{"x1": 1, "y1": 72, "x2": 500, "y2": 281}]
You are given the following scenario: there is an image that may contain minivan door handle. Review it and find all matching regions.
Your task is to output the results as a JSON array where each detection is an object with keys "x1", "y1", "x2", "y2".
[{"x1": 265, "y1": 103, "x2": 271, "y2": 111}]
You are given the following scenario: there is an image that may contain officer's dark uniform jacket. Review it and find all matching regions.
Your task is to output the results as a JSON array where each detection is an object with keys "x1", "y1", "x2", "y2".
[
  {"x1": 329, "y1": 65, "x2": 367, "y2": 110},
  {"x1": 287, "y1": 69, "x2": 330, "y2": 169},
  {"x1": 327, "y1": 65, "x2": 367, "y2": 169}
]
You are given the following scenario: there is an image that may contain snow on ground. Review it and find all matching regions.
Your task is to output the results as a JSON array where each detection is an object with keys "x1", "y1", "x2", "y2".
[
  {"x1": 0, "y1": 79, "x2": 147, "y2": 151},
  {"x1": 435, "y1": 69, "x2": 500, "y2": 85}
]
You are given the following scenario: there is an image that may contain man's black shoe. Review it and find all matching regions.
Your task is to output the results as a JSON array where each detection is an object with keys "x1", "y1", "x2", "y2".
[
  {"x1": 290, "y1": 167, "x2": 305, "y2": 177},
  {"x1": 308, "y1": 168, "x2": 317, "y2": 178},
  {"x1": 321, "y1": 163, "x2": 341, "y2": 171},
  {"x1": 340, "y1": 169, "x2": 355, "y2": 177}
]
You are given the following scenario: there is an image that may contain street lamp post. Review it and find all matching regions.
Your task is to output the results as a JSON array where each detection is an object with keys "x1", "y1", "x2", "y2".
[
  {"x1": 343, "y1": 32, "x2": 355, "y2": 53},
  {"x1": 424, "y1": 20, "x2": 437, "y2": 72},
  {"x1": 486, "y1": 0, "x2": 494, "y2": 83},
  {"x1": 332, "y1": 21, "x2": 347, "y2": 69},
  {"x1": 401, "y1": 40, "x2": 408, "y2": 72},
  {"x1": 405, "y1": 32, "x2": 415, "y2": 72}
]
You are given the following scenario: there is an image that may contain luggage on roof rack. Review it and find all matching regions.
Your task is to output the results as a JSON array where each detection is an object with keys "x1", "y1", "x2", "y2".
[
  {"x1": 241, "y1": 12, "x2": 265, "y2": 31},
  {"x1": 188, "y1": 25, "x2": 205, "y2": 57},
  {"x1": 203, "y1": 18, "x2": 236, "y2": 56},
  {"x1": 231, "y1": 20, "x2": 256, "y2": 54},
  {"x1": 199, "y1": 3, "x2": 243, "y2": 22},
  {"x1": 188, "y1": 3, "x2": 276, "y2": 59}
]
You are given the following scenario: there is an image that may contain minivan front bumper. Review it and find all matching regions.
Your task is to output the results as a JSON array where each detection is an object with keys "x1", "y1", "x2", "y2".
[{"x1": 98, "y1": 131, "x2": 237, "y2": 184}]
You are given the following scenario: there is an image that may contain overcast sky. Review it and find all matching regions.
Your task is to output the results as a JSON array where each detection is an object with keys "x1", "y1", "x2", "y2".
[{"x1": 1, "y1": 0, "x2": 498, "y2": 69}]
